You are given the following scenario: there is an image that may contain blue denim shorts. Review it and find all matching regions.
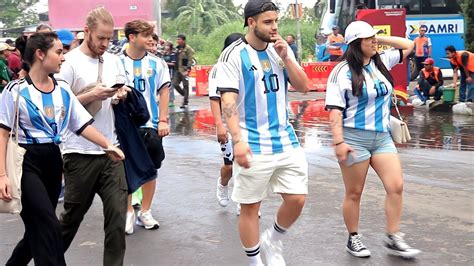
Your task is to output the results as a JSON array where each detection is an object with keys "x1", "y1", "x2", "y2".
[{"x1": 343, "y1": 127, "x2": 397, "y2": 166}]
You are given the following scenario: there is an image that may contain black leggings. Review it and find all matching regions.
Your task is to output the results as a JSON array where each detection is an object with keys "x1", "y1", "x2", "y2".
[{"x1": 6, "y1": 143, "x2": 66, "y2": 266}]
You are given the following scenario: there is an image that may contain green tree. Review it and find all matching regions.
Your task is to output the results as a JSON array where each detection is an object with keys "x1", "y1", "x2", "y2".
[
  {"x1": 0, "y1": 0, "x2": 39, "y2": 28},
  {"x1": 174, "y1": 0, "x2": 241, "y2": 35},
  {"x1": 462, "y1": 0, "x2": 473, "y2": 51}
]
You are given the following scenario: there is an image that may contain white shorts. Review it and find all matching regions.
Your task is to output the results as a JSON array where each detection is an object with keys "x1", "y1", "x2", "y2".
[{"x1": 231, "y1": 147, "x2": 308, "y2": 204}]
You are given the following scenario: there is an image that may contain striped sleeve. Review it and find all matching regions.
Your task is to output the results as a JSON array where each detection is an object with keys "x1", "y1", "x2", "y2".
[
  {"x1": 0, "y1": 82, "x2": 16, "y2": 131},
  {"x1": 325, "y1": 62, "x2": 349, "y2": 110},
  {"x1": 380, "y1": 48, "x2": 402, "y2": 70},
  {"x1": 208, "y1": 64, "x2": 220, "y2": 99},
  {"x1": 217, "y1": 50, "x2": 241, "y2": 94}
]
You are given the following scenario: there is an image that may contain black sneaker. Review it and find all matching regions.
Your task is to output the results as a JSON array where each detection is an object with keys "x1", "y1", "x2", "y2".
[
  {"x1": 346, "y1": 234, "x2": 371, "y2": 257},
  {"x1": 385, "y1": 232, "x2": 421, "y2": 258}
]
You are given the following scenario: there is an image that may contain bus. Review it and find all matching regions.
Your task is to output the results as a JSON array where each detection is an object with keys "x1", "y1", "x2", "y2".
[{"x1": 318, "y1": 0, "x2": 465, "y2": 79}]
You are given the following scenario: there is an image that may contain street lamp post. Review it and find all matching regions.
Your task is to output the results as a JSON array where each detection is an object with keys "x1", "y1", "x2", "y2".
[{"x1": 295, "y1": 0, "x2": 302, "y2": 63}]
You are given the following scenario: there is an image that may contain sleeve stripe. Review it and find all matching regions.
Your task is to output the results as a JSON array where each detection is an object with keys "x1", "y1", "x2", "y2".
[
  {"x1": 158, "y1": 81, "x2": 171, "y2": 92},
  {"x1": 398, "y1": 49, "x2": 403, "y2": 64},
  {"x1": 217, "y1": 87, "x2": 239, "y2": 94},
  {"x1": 325, "y1": 105, "x2": 344, "y2": 111},
  {"x1": 75, "y1": 118, "x2": 94, "y2": 135},
  {"x1": 219, "y1": 39, "x2": 243, "y2": 63},
  {"x1": 330, "y1": 62, "x2": 348, "y2": 83},
  {"x1": 0, "y1": 124, "x2": 11, "y2": 132}
]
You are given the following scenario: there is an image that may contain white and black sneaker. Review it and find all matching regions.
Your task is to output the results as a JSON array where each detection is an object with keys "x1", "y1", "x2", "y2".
[
  {"x1": 346, "y1": 233, "x2": 371, "y2": 258},
  {"x1": 385, "y1": 232, "x2": 421, "y2": 259}
]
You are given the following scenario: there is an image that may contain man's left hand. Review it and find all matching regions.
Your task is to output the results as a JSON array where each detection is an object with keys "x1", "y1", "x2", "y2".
[
  {"x1": 158, "y1": 121, "x2": 170, "y2": 137},
  {"x1": 115, "y1": 86, "x2": 131, "y2": 101}
]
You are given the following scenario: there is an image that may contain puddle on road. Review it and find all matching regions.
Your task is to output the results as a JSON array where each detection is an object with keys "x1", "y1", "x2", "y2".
[{"x1": 169, "y1": 100, "x2": 474, "y2": 151}]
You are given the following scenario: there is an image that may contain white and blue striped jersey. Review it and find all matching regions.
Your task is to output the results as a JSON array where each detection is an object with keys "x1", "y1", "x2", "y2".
[
  {"x1": 325, "y1": 49, "x2": 402, "y2": 132},
  {"x1": 0, "y1": 77, "x2": 93, "y2": 144},
  {"x1": 119, "y1": 51, "x2": 171, "y2": 129},
  {"x1": 208, "y1": 63, "x2": 222, "y2": 99},
  {"x1": 216, "y1": 39, "x2": 300, "y2": 155}
]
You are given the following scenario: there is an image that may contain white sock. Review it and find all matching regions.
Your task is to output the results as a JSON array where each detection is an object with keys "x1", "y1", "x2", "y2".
[
  {"x1": 243, "y1": 242, "x2": 263, "y2": 266},
  {"x1": 270, "y1": 219, "x2": 288, "y2": 242}
]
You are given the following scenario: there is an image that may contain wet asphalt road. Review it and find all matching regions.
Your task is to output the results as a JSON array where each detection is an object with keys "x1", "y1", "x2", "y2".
[{"x1": 1, "y1": 91, "x2": 473, "y2": 265}]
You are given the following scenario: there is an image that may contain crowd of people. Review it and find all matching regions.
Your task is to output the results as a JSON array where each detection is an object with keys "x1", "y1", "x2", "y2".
[{"x1": 0, "y1": 0, "x2": 472, "y2": 265}]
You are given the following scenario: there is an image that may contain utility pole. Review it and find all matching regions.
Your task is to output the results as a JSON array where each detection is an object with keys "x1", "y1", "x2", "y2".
[
  {"x1": 295, "y1": 0, "x2": 302, "y2": 63},
  {"x1": 154, "y1": 0, "x2": 162, "y2": 36}
]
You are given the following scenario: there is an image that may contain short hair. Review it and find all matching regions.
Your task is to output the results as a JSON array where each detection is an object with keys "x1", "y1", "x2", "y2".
[
  {"x1": 151, "y1": 33, "x2": 159, "y2": 42},
  {"x1": 419, "y1": 25, "x2": 428, "y2": 31},
  {"x1": 177, "y1": 34, "x2": 186, "y2": 41},
  {"x1": 164, "y1": 41, "x2": 173, "y2": 49},
  {"x1": 287, "y1": 34, "x2": 295, "y2": 40},
  {"x1": 36, "y1": 24, "x2": 53, "y2": 32},
  {"x1": 223, "y1": 33, "x2": 244, "y2": 51},
  {"x1": 445, "y1": 45, "x2": 456, "y2": 53},
  {"x1": 124, "y1": 20, "x2": 155, "y2": 40},
  {"x1": 23, "y1": 32, "x2": 58, "y2": 65},
  {"x1": 86, "y1": 6, "x2": 114, "y2": 30}
]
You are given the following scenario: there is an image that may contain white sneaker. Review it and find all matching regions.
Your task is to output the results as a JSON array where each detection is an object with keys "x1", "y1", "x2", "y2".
[
  {"x1": 236, "y1": 204, "x2": 261, "y2": 217},
  {"x1": 216, "y1": 177, "x2": 229, "y2": 207},
  {"x1": 260, "y1": 228, "x2": 286, "y2": 266},
  {"x1": 385, "y1": 232, "x2": 421, "y2": 259},
  {"x1": 136, "y1": 210, "x2": 160, "y2": 230},
  {"x1": 125, "y1": 211, "x2": 135, "y2": 235}
]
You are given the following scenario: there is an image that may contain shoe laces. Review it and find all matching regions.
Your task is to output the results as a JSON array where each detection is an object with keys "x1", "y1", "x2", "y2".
[
  {"x1": 390, "y1": 232, "x2": 411, "y2": 250},
  {"x1": 140, "y1": 210, "x2": 155, "y2": 222},
  {"x1": 350, "y1": 234, "x2": 367, "y2": 251}
]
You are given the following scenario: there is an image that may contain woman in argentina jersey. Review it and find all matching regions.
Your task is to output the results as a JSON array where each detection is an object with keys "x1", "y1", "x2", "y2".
[
  {"x1": 325, "y1": 21, "x2": 420, "y2": 259},
  {"x1": 0, "y1": 32, "x2": 124, "y2": 266}
]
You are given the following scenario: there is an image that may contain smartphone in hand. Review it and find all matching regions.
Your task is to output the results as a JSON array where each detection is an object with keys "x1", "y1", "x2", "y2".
[{"x1": 111, "y1": 83, "x2": 124, "y2": 89}]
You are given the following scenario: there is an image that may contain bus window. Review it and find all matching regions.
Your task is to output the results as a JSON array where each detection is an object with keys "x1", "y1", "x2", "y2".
[{"x1": 377, "y1": 0, "x2": 462, "y2": 14}]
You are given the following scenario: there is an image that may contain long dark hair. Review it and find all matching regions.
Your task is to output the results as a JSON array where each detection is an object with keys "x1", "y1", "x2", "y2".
[
  {"x1": 341, "y1": 38, "x2": 394, "y2": 97},
  {"x1": 23, "y1": 32, "x2": 58, "y2": 65}
]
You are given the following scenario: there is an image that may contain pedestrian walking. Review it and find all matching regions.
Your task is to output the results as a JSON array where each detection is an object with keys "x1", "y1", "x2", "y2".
[
  {"x1": 57, "y1": 7, "x2": 130, "y2": 265},
  {"x1": 172, "y1": 34, "x2": 194, "y2": 108},
  {"x1": 119, "y1": 19, "x2": 171, "y2": 235},
  {"x1": 218, "y1": 1, "x2": 309, "y2": 265},
  {"x1": 0, "y1": 31, "x2": 124, "y2": 266},
  {"x1": 325, "y1": 20, "x2": 421, "y2": 259}
]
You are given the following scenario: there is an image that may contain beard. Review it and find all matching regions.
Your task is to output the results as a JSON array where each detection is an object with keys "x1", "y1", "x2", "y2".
[
  {"x1": 254, "y1": 26, "x2": 272, "y2": 43},
  {"x1": 86, "y1": 35, "x2": 106, "y2": 56}
]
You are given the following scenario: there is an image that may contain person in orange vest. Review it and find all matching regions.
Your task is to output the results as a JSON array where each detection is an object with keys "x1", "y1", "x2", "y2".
[
  {"x1": 445, "y1": 45, "x2": 474, "y2": 102},
  {"x1": 413, "y1": 25, "x2": 431, "y2": 74},
  {"x1": 327, "y1": 25, "x2": 345, "y2": 62},
  {"x1": 414, "y1": 58, "x2": 443, "y2": 103}
]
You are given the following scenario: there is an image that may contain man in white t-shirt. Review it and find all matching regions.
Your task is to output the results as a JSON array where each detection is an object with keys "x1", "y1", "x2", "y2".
[
  {"x1": 218, "y1": 1, "x2": 309, "y2": 265},
  {"x1": 57, "y1": 7, "x2": 129, "y2": 265}
]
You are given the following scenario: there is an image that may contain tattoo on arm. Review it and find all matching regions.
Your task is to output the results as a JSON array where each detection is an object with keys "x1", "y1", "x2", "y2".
[{"x1": 222, "y1": 103, "x2": 237, "y2": 119}]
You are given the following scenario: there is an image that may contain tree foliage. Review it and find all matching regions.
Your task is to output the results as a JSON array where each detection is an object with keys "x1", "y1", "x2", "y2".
[
  {"x1": 173, "y1": 0, "x2": 241, "y2": 35},
  {"x1": 0, "y1": 0, "x2": 39, "y2": 28},
  {"x1": 462, "y1": 0, "x2": 474, "y2": 51}
]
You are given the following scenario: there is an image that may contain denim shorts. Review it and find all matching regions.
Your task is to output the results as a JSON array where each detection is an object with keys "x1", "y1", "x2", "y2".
[{"x1": 343, "y1": 127, "x2": 397, "y2": 166}]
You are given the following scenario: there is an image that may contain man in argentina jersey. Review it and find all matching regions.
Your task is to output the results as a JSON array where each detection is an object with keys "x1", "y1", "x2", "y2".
[
  {"x1": 217, "y1": 1, "x2": 309, "y2": 265},
  {"x1": 119, "y1": 20, "x2": 171, "y2": 235}
]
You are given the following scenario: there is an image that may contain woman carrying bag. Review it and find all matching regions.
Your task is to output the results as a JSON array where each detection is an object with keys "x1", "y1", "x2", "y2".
[
  {"x1": 325, "y1": 21, "x2": 421, "y2": 259},
  {"x1": 0, "y1": 32, "x2": 125, "y2": 265}
]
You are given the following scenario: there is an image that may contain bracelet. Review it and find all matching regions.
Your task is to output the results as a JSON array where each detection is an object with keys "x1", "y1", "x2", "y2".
[
  {"x1": 159, "y1": 119, "x2": 168, "y2": 123},
  {"x1": 334, "y1": 141, "x2": 344, "y2": 146}
]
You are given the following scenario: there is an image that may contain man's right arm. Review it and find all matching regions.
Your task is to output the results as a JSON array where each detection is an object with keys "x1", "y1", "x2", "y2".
[
  {"x1": 221, "y1": 92, "x2": 251, "y2": 168},
  {"x1": 210, "y1": 97, "x2": 227, "y2": 144}
]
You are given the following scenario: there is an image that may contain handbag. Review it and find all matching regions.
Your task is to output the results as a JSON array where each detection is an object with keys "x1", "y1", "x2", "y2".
[
  {"x1": 390, "y1": 91, "x2": 411, "y2": 144},
  {"x1": 0, "y1": 86, "x2": 27, "y2": 214},
  {"x1": 76, "y1": 55, "x2": 104, "y2": 116}
]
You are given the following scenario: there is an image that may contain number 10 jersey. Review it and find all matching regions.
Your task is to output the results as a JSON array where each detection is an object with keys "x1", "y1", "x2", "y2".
[{"x1": 216, "y1": 38, "x2": 300, "y2": 155}]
